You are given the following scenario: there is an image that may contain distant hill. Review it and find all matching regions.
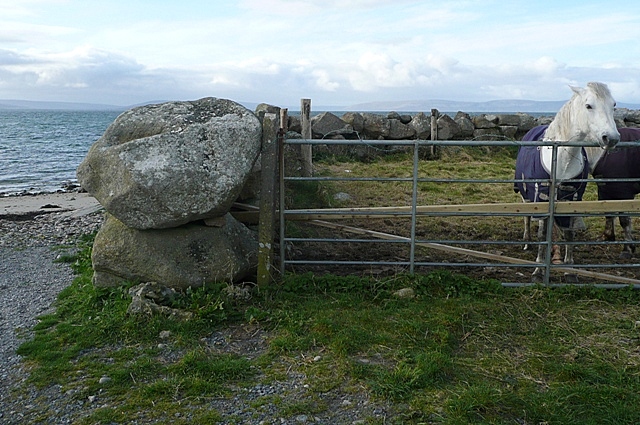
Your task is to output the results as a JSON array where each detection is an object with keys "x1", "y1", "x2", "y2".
[
  {"x1": 0, "y1": 99, "x2": 125, "y2": 111},
  {"x1": 0, "y1": 98, "x2": 262, "y2": 111},
  {"x1": 345, "y1": 99, "x2": 640, "y2": 114},
  {"x1": 2, "y1": 98, "x2": 639, "y2": 113}
]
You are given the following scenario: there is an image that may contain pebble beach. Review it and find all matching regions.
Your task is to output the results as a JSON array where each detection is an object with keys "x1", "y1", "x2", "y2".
[{"x1": 0, "y1": 195, "x2": 105, "y2": 423}]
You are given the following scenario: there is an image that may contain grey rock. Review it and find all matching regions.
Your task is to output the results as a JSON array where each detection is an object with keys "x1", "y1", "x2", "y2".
[
  {"x1": 388, "y1": 119, "x2": 416, "y2": 140},
  {"x1": 473, "y1": 128, "x2": 503, "y2": 140},
  {"x1": 91, "y1": 213, "x2": 258, "y2": 289},
  {"x1": 624, "y1": 109, "x2": 640, "y2": 125},
  {"x1": 127, "y1": 282, "x2": 193, "y2": 320},
  {"x1": 454, "y1": 112, "x2": 475, "y2": 138},
  {"x1": 254, "y1": 103, "x2": 281, "y2": 121},
  {"x1": 362, "y1": 113, "x2": 390, "y2": 139},
  {"x1": 472, "y1": 114, "x2": 498, "y2": 129},
  {"x1": 288, "y1": 115, "x2": 302, "y2": 133},
  {"x1": 500, "y1": 125, "x2": 519, "y2": 139},
  {"x1": 516, "y1": 112, "x2": 537, "y2": 132},
  {"x1": 77, "y1": 97, "x2": 262, "y2": 230},
  {"x1": 341, "y1": 112, "x2": 365, "y2": 134},
  {"x1": 536, "y1": 116, "x2": 554, "y2": 126},
  {"x1": 392, "y1": 288, "x2": 415, "y2": 299},
  {"x1": 312, "y1": 112, "x2": 352, "y2": 138},
  {"x1": 495, "y1": 114, "x2": 522, "y2": 126},
  {"x1": 410, "y1": 112, "x2": 431, "y2": 139},
  {"x1": 387, "y1": 111, "x2": 401, "y2": 120},
  {"x1": 436, "y1": 114, "x2": 461, "y2": 140}
]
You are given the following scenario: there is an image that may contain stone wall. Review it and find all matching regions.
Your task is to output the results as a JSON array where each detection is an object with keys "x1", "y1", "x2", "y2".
[{"x1": 283, "y1": 108, "x2": 640, "y2": 141}]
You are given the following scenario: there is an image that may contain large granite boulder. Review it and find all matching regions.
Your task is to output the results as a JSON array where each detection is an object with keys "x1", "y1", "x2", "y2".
[
  {"x1": 362, "y1": 113, "x2": 390, "y2": 139},
  {"x1": 517, "y1": 112, "x2": 537, "y2": 132},
  {"x1": 92, "y1": 213, "x2": 258, "y2": 289},
  {"x1": 454, "y1": 112, "x2": 475, "y2": 138},
  {"x1": 388, "y1": 119, "x2": 416, "y2": 140},
  {"x1": 436, "y1": 114, "x2": 461, "y2": 140},
  {"x1": 77, "y1": 97, "x2": 262, "y2": 229},
  {"x1": 341, "y1": 112, "x2": 365, "y2": 133},
  {"x1": 410, "y1": 112, "x2": 431, "y2": 139},
  {"x1": 311, "y1": 112, "x2": 351, "y2": 138}
]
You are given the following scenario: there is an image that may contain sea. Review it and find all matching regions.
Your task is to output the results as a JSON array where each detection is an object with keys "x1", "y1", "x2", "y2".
[
  {"x1": 0, "y1": 108, "x2": 553, "y2": 196},
  {"x1": 0, "y1": 109, "x2": 122, "y2": 195}
]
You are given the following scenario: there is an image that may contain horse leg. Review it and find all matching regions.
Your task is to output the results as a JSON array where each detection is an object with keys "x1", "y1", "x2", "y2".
[
  {"x1": 532, "y1": 218, "x2": 547, "y2": 280},
  {"x1": 562, "y1": 221, "x2": 579, "y2": 283},
  {"x1": 549, "y1": 224, "x2": 563, "y2": 264},
  {"x1": 521, "y1": 197, "x2": 532, "y2": 250},
  {"x1": 603, "y1": 215, "x2": 615, "y2": 241},
  {"x1": 523, "y1": 215, "x2": 532, "y2": 250},
  {"x1": 619, "y1": 215, "x2": 635, "y2": 259}
]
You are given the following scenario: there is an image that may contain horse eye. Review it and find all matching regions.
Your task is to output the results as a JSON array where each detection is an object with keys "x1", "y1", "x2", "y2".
[{"x1": 586, "y1": 104, "x2": 593, "y2": 110}]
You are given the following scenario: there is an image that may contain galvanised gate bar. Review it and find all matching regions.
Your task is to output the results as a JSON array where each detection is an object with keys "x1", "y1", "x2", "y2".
[{"x1": 270, "y1": 135, "x2": 640, "y2": 288}]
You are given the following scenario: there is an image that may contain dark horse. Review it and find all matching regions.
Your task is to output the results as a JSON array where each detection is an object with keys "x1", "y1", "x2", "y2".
[
  {"x1": 522, "y1": 126, "x2": 640, "y2": 259},
  {"x1": 589, "y1": 127, "x2": 640, "y2": 258}
]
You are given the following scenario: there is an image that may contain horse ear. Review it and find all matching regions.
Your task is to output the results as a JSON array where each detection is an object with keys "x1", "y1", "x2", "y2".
[{"x1": 570, "y1": 85, "x2": 585, "y2": 96}]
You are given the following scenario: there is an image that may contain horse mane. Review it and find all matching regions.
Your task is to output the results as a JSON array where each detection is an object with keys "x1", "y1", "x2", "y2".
[
  {"x1": 544, "y1": 99, "x2": 575, "y2": 141},
  {"x1": 586, "y1": 81, "x2": 613, "y2": 100},
  {"x1": 544, "y1": 82, "x2": 613, "y2": 142}
]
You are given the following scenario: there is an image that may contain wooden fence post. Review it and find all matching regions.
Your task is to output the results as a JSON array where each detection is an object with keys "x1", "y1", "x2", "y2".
[
  {"x1": 280, "y1": 108, "x2": 288, "y2": 132},
  {"x1": 428, "y1": 108, "x2": 440, "y2": 159},
  {"x1": 300, "y1": 98, "x2": 313, "y2": 177},
  {"x1": 257, "y1": 113, "x2": 279, "y2": 286}
]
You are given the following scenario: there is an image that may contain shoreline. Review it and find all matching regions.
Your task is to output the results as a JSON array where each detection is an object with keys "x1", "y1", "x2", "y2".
[{"x1": 0, "y1": 191, "x2": 101, "y2": 217}]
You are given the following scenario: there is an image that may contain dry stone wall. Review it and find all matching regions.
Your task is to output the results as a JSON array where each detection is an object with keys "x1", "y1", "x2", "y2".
[{"x1": 284, "y1": 108, "x2": 640, "y2": 141}]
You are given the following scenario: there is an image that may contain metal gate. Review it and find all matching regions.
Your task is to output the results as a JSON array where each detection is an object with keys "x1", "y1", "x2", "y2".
[{"x1": 256, "y1": 121, "x2": 640, "y2": 288}]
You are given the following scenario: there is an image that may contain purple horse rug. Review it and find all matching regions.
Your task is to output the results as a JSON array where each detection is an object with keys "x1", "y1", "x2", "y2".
[
  {"x1": 592, "y1": 127, "x2": 640, "y2": 200},
  {"x1": 514, "y1": 125, "x2": 589, "y2": 229}
]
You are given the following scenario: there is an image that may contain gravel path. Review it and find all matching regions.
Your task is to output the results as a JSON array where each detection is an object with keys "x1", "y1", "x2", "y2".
[
  {"x1": 0, "y1": 209, "x2": 105, "y2": 424},
  {"x1": 0, "y1": 209, "x2": 396, "y2": 424}
]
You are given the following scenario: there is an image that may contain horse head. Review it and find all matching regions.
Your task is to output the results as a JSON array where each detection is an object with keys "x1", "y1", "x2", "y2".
[
  {"x1": 567, "y1": 82, "x2": 620, "y2": 149},
  {"x1": 546, "y1": 82, "x2": 619, "y2": 149}
]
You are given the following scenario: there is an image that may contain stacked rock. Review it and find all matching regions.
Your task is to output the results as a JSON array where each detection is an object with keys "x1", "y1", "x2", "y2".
[{"x1": 77, "y1": 98, "x2": 261, "y2": 289}]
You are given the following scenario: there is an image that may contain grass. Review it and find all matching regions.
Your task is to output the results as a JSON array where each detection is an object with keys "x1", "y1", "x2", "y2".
[
  {"x1": 312, "y1": 146, "x2": 520, "y2": 208},
  {"x1": 13, "y1": 146, "x2": 640, "y2": 424},
  {"x1": 17, "y1": 246, "x2": 640, "y2": 423}
]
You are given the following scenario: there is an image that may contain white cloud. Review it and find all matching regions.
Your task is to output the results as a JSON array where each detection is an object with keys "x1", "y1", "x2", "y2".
[
  {"x1": 0, "y1": 21, "x2": 78, "y2": 44},
  {"x1": 312, "y1": 69, "x2": 339, "y2": 91},
  {"x1": 0, "y1": 0, "x2": 639, "y2": 106},
  {"x1": 531, "y1": 57, "x2": 564, "y2": 75}
]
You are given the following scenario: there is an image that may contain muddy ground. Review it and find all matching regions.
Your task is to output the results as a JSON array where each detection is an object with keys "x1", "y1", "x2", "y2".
[{"x1": 281, "y1": 214, "x2": 640, "y2": 286}]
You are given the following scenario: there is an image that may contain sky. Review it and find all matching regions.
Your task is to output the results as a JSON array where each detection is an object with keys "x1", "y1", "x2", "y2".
[{"x1": 1, "y1": 0, "x2": 640, "y2": 109}]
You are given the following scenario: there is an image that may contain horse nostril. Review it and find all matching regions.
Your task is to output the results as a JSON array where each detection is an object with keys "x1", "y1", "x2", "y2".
[{"x1": 602, "y1": 133, "x2": 620, "y2": 148}]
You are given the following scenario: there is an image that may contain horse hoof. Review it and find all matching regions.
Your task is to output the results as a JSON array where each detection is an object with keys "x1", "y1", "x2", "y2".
[
  {"x1": 619, "y1": 251, "x2": 633, "y2": 260},
  {"x1": 563, "y1": 273, "x2": 579, "y2": 284},
  {"x1": 531, "y1": 273, "x2": 543, "y2": 283}
]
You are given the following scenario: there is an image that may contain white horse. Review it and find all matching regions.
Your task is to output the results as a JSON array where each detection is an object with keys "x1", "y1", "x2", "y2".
[{"x1": 515, "y1": 82, "x2": 620, "y2": 279}]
